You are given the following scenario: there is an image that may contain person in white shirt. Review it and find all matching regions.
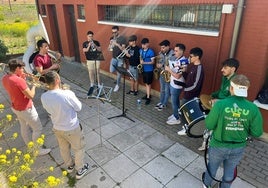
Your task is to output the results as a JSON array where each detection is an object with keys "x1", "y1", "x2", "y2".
[
  {"x1": 165, "y1": 43, "x2": 187, "y2": 125},
  {"x1": 41, "y1": 71, "x2": 89, "y2": 180}
]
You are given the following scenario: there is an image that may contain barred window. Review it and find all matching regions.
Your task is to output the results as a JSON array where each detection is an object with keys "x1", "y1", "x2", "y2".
[
  {"x1": 102, "y1": 5, "x2": 222, "y2": 31},
  {"x1": 40, "y1": 4, "x2": 47, "y2": 16},
  {"x1": 78, "y1": 5, "x2": 85, "y2": 20}
]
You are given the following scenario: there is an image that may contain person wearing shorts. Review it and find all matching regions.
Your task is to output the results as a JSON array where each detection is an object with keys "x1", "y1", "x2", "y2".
[{"x1": 125, "y1": 35, "x2": 140, "y2": 95}]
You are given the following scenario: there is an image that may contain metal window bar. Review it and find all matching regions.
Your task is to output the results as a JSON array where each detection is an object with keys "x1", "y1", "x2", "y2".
[{"x1": 103, "y1": 4, "x2": 222, "y2": 31}]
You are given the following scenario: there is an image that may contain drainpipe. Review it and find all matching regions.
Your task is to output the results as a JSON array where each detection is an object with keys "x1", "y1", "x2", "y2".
[{"x1": 229, "y1": 0, "x2": 245, "y2": 58}]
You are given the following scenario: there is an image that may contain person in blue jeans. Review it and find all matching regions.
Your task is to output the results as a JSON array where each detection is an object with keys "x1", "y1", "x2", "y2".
[
  {"x1": 165, "y1": 43, "x2": 187, "y2": 125},
  {"x1": 109, "y1": 26, "x2": 127, "y2": 92},
  {"x1": 154, "y1": 40, "x2": 175, "y2": 111},
  {"x1": 202, "y1": 74, "x2": 263, "y2": 188}
]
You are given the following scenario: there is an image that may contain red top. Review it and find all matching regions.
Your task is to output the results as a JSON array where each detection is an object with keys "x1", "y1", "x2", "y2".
[
  {"x1": 34, "y1": 53, "x2": 52, "y2": 70},
  {"x1": 2, "y1": 74, "x2": 32, "y2": 111}
]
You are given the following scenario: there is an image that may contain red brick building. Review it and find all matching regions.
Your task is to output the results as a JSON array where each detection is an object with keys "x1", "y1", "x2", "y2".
[{"x1": 35, "y1": 0, "x2": 268, "y2": 132}]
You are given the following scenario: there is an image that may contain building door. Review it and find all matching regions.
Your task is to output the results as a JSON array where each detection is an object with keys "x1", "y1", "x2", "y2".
[
  {"x1": 63, "y1": 5, "x2": 80, "y2": 62},
  {"x1": 47, "y1": 5, "x2": 63, "y2": 55}
]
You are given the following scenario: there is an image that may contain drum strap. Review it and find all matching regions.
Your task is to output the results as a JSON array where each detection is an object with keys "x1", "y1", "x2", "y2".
[{"x1": 204, "y1": 135, "x2": 237, "y2": 184}]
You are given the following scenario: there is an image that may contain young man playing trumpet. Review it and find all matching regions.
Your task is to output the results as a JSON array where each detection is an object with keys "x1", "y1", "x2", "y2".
[
  {"x1": 82, "y1": 31, "x2": 102, "y2": 96},
  {"x1": 125, "y1": 35, "x2": 140, "y2": 95},
  {"x1": 108, "y1": 26, "x2": 127, "y2": 92}
]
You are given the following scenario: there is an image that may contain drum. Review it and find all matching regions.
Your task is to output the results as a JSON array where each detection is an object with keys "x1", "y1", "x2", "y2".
[
  {"x1": 200, "y1": 94, "x2": 212, "y2": 110},
  {"x1": 179, "y1": 98, "x2": 207, "y2": 138}
]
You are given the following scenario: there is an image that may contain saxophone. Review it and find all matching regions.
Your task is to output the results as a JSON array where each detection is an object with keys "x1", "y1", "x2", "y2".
[
  {"x1": 160, "y1": 57, "x2": 171, "y2": 82},
  {"x1": 137, "y1": 55, "x2": 143, "y2": 74},
  {"x1": 153, "y1": 55, "x2": 161, "y2": 80}
]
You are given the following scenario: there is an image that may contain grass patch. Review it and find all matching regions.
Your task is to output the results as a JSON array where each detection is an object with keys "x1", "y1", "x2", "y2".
[{"x1": 0, "y1": 4, "x2": 38, "y2": 55}]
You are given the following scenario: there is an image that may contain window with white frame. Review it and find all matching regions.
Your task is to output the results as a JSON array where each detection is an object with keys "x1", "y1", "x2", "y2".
[
  {"x1": 77, "y1": 5, "x2": 85, "y2": 20},
  {"x1": 102, "y1": 4, "x2": 222, "y2": 31}
]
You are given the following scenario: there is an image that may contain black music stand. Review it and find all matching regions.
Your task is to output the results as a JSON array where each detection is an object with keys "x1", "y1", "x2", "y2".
[{"x1": 108, "y1": 65, "x2": 135, "y2": 122}]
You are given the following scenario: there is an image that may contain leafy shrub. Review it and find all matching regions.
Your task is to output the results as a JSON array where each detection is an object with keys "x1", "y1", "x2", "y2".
[
  {"x1": 14, "y1": 17, "x2": 21, "y2": 23},
  {"x1": 0, "y1": 40, "x2": 8, "y2": 61}
]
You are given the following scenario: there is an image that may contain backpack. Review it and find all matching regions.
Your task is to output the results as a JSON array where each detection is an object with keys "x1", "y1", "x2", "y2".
[{"x1": 257, "y1": 88, "x2": 268, "y2": 104}]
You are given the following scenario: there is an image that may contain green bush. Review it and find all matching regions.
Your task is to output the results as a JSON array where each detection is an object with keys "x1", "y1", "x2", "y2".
[
  {"x1": 14, "y1": 17, "x2": 21, "y2": 23},
  {"x1": 0, "y1": 40, "x2": 8, "y2": 61}
]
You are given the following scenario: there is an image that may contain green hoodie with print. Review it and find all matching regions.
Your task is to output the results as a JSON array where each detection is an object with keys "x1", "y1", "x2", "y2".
[{"x1": 206, "y1": 95, "x2": 263, "y2": 148}]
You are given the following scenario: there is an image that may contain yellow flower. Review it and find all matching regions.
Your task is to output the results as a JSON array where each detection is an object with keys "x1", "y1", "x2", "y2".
[
  {"x1": 0, "y1": 132, "x2": 2, "y2": 138},
  {"x1": 46, "y1": 175, "x2": 58, "y2": 186},
  {"x1": 27, "y1": 141, "x2": 34, "y2": 148},
  {"x1": 12, "y1": 148, "x2": 17, "y2": 153},
  {"x1": 6, "y1": 114, "x2": 12, "y2": 121},
  {"x1": 12, "y1": 132, "x2": 18, "y2": 139},
  {"x1": 0, "y1": 154, "x2": 7, "y2": 159},
  {"x1": 62, "y1": 170, "x2": 67, "y2": 176},
  {"x1": 36, "y1": 137, "x2": 44, "y2": 145},
  {"x1": 6, "y1": 149, "x2": 11, "y2": 154},
  {"x1": 0, "y1": 158, "x2": 7, "y2": 163},
  {"x1": 0, "y1": 103, "x2": 4, "y2": 109},
  {"x1": 49, "y1": 166, "x2": 54, "y2": 171},
  {"x1": 30, "y1": 159, "x2": 34, "y2": 164},
  {"x1": 32, "y1": 181, "x2": 39, "y2": 187},
  {"x1": 9, "y1": 175, "x2": 18, "y2": 183},
  {"x1": 41, "y1": 134, "x2": 45, "y2": 139},
  {"x1": 17, "y1": 150, "x2": 22, "y2": 155},
  {"x1": 21, "y1": 165, "x2": 27, "y2": 170},
  {"x1": 24, "y1": 153, "x2": 31, "y2": 162}
]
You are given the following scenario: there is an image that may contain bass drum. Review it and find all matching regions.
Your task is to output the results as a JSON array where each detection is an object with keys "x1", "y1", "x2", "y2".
[{"x1": 179, "y1": 98, "x2": 207, "y2": 138}]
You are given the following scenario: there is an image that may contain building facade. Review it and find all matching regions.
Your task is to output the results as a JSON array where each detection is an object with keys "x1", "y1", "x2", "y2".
[{"x1": 35, "y1": 0, "x2": 268, "y2": 131}]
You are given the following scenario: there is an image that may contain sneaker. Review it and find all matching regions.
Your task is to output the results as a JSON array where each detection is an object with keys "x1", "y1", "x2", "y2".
[
  {"x1": 38, "y1": 148, "x2": 51, "y2": 156},
  {"x1": 198, "y1": 142, "x2": 206, "y2": 151},
  {"x1": 127, "y1": 90, "x2": 134, "y2": 94},
  {"x1": 155, "y1": 102, "x2": 162, "y2": 109},
  {"x1": 177, "y1": 126, "x2": 187, "y2": 135},
  {"x1": 134, "y1": 91, "x2": 138, "y2": 96},
  {"x1": 166, "y1": 116, "x2": 181, "y2": 125},
  {"x1": 168, "y1": 114, "x2": 175, "y2": 120},
  {"x1": 113, "y1": 84, "x2": 120, "y2": 92},
  {"x1": 145, "y1": 98, "x2": 151, "y2": 105},
  {"x1": 67, "y1": 165, "x2": 75, "y2": 173},
  {"x1": 157, "y1": 104, "x2": 166, "y2": 111},
  {"x1": 87, "y1": 86, "x2": 94, "y2": 96},
  {"x1": 76, "y1": 163, "x2": 90, "y2": 180}
]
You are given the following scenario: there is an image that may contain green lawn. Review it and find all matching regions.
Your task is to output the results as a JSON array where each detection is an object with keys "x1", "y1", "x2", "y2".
[{"x1": 0, "y1": 3, "x2": 38, "y2": 55}]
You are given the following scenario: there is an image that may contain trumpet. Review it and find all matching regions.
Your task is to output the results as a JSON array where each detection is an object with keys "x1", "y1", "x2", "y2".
[
  {"x1": 117, "y1": 45, "x2": 131, "y2": 59},
  {"x1": 89, "y1": 40, "x2": 97, "y2": 51}
]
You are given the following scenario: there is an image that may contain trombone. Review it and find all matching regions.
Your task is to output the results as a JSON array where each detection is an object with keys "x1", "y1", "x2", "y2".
[{"x1": 116, "y1": 45, "x2": 131, "y2": 59}]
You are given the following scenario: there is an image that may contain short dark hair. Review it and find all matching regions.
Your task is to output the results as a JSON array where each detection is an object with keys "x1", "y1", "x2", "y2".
[
  {"x1": 112, "y1": 26, "x2": 119, "y2": 30},
  {"x1": 159, "y1": 40, "x2": 170, "y2": 46},
  {"x1": 44, "y1": 71, "x2": 59, "y2": 86},
  {"x1": 222, "y1": 58, "x2": 240, "y2": 72},
  {"x1": 141, "y1": 38, "x2": 149, "y2": 44},
  {"x1": 190, "y1": 47, "x2": 203, "y2": 59},
  {"x1": 87, "y1": 31, "x2": 94, "y2": 35},
  {"x1": 37, "y1": 39, "x2": 48, "y2": 49},
  {"x1": 175, "y1": 43, "x2": 186, "y2": 52},
  {"x1": 128, "y1": 35, "x2": 137, "y2": 41},
  {"x1": 8, "y1": 58, "x2": 25, "y2": 72}
]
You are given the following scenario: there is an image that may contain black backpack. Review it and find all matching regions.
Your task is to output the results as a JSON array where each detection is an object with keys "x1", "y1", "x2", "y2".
[{"x1": 257, "y1": 88, "x2": 268, "y2": 104}]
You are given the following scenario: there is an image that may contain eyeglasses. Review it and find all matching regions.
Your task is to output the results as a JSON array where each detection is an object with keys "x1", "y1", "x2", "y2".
[{"x1": 112, "y1": 31, "x2": 118, "y2": 34}]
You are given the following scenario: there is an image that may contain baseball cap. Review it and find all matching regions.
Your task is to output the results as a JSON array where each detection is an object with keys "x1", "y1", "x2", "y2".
[
  {"x1": 230, "y1": 81, "x2": 248, "y2": 97},
  {"x1": 141, "y1": 38, "x2": 149, "y2": 44}
]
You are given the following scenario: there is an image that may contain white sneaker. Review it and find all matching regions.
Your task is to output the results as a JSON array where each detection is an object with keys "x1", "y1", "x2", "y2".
[
  {"x1": 155, "y1": 102, "x2": 162, "y2": 109},
  {"x1": 166, "y1": 116, "x2": 181, "y2": 125},
  {"x1": 38, "y1": 148, "x2": 51, "y2": 156},
  {"x1": 113, "y1": 84, "x2": 119, "y2": 92},
  {"x1": 198, "y1": 142, "x2": 206, "y2": 151},
  {"x1": 168, "y1": 114, "x2": 175, "y2": 120},
  {"x1": 177, "y1": 126, "x2": 187, "y2": 136}
]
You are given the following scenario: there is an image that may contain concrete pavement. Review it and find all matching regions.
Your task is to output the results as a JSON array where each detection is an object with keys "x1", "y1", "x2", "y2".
[{"x1": 0, "y1": 59, "x2": 267, "y2": 188}]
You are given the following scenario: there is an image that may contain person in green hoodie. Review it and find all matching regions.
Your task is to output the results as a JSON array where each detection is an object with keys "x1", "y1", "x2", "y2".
[{"x1": 202, "y1": 74, "x2": 263, "y2": 188}]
